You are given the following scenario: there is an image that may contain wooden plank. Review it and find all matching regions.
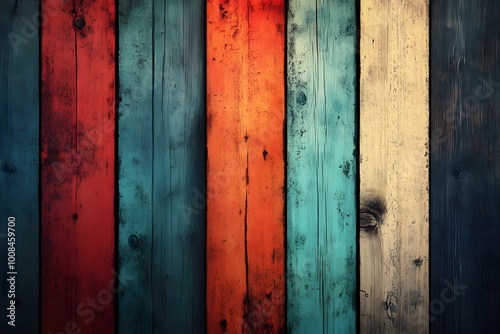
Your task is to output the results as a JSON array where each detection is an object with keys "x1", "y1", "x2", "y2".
[
  {"x1": 117, "y1": 0, "x2": 153, "y2": 332},
  {"x1": 0, "y1": 1, "x2": 39, "y2": 332},
  {"x1": 286, "y1": 0, "x2": 357, "y2": 332},
  {"x1": 118, "y1": 0, "x2": 206, "y2": 332},
  {"x1": 41, "y1": 0, "x2": 115, "y2": 333},
  {"x1": 151, "y1": 0, "x2": 206, "y2": 332},
  {"x1": 359, "y1": 1, "x2": 429, "y2": 332},
  {"x1": 206, "y1": 0, "x2": 285, "y2": 332},
  {"x1": 430, "y1": 1, "x2": 500, "y2": 332}
]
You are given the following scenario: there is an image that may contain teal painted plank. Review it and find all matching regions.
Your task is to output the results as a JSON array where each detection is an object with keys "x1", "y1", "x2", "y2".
[
  {"x1": 118, "y1": 0, "x2": 153, "y2": 332},
  {"x1": 0, "y1": 1, "x2": 39, "y2": 333},
  {"x1": 118, "y1": 0, "x2": 206, "y2": 332},
  {"x1": 151, "y1": 0, "x2": 205, "y2": 331},
  {"x1": 287, "y1": 0, "x2": 357, "y2": 332}
]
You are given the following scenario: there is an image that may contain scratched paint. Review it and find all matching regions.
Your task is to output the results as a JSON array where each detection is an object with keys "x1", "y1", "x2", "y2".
[
  {"x1": 360, "y1": 0, "x2": 429, "y2": 332},
  {"x1": 286, "y1": 0, "x2": 357, "y2": 332}
]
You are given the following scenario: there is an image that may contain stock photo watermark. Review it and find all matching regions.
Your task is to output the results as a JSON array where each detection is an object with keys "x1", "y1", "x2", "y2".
[
  {"x1": 401, "y1": 278, "x2": 467, "y2": 334},
  {"x1": 47, "y1": 269, "x2": 135, "y2": 334},
  {"x1": 8, "y1": 1, "x2": 61, "y2": 54}
]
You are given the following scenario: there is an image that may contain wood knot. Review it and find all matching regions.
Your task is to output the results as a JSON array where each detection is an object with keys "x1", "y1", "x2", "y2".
[{"x1": 360, "y1": 195, "x2": 386, "y2": 233}]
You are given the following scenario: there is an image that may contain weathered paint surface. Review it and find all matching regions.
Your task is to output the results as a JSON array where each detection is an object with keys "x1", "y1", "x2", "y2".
[
  {"x1": 360, "y1": 1, "x2": 429, "y2": 332},
  {"x1": 41, "y1": 0, "x2": 115, "y2": 333},
  {"x1": 431, "y1": 1, "x2": 500, "y2": 332},
  {"x1": 207, "y1": 0, "x2": 286, "y2": 332},
  {"x1": 286, "y1": 0, "x2": 357, "y2": 332},
  {"x1": 118, "y1": 0, "x2": 206, "y2": 332},
  {"x1": 0, "y1": 1, "x2": 39, "y2": 333}
]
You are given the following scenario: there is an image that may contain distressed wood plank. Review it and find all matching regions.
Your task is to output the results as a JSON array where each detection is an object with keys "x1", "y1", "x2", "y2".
[
  {"x1": 0, "y1": 1, "x2": 40, "y2": 332},
  {"x1": 430, "y1": 1, "x2": 500, "y2": 332},
  {"x1": 286, "y1": 0, "x2": 357, "y2": 332},
  {"x1": 360, "y1": 1, "x2": 429, "y2": 332},
  {"x1": 118, "y1": 0, "x2": 206, "y2": 332},
  {"x1": 117, "y1": 0, "x2": 153, "y2": 332},
  {"x1": 151, "y1": 0, "x2": 206, "y2": 332},
  {"x1": 41, "y1": 0, "x2": 115, "y2": 332},
  {"x1": 207, "y1": 0, "x2": 285, "y2": 332}
]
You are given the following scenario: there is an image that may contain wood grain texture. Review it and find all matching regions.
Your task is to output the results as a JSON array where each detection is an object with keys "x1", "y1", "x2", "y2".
[
  {"x1": 431, "y1": 1, "x2": 500, "y2": 332},
  {"x1": 286, "y1": 0, "x2": 357, "y2": 332},
  {"x1": 0, "y1": 1, "x2": 39, "y2": 333},
  {"x1": 207, "y1": 0, "x2": 285, "y2": 332},
  {"x1": 360, "y1": 1, "x2": 429, "y2": 332},
  {"x1": 118, "y1": 0, "x2": 153, "y2": 332},
  {"x1": 118, "y1": 0, "x2": 206, "y2": 332},
  {"x1": 41, "y1": 0, "x2": 115, "y2": 333}
]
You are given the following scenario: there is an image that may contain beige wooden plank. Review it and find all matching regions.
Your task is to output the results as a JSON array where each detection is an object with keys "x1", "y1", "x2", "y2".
[{"x1": 360, "y1": 1, "x2": 429, "y2": 332}]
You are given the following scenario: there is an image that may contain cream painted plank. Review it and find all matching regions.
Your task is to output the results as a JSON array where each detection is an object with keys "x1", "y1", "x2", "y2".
[{"x1": 360, "y1": 1, "x2": 429, "y2": 333}]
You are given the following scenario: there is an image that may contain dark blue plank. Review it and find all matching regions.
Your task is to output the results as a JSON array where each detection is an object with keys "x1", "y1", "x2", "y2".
[
  {"x1": 0, "y1": 1, "x2": 39, "y2": 333},
  {"x1": 431, "y1": 1, "x2": 500, "y2": 332}
]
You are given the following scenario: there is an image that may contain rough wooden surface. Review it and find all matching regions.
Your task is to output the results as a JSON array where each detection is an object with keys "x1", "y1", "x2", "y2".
[
  {"x1": 286, "y1": 0, "x2": 357, "y2": 332},
  {"x1": 118, "y1": 0, "x2": 206, "y2": 332},
  {"x1": 360, "y1": 1, "x2": 429, "y2": 332},
  {"x1": 207, "y1": 0, "x2": 286, "y2": 332},
  {"x1": 118, "y1": 0, "x2": 153, "y2": 332},
  {"x1": 431, "y1": 1, "x2": 500, "y2": 332},
  {"x1": 41, "y1": 0, "x2": 115, "y2": 332},
  {"x1": 0, "y1": 1, "x2": 39, "y2": 333}
]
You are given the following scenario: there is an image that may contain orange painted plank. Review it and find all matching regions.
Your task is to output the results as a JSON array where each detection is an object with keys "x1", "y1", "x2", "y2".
[
  {"x1": 207, "y1": 0, "x2": 285, "y2": 332},
  {"x1": 41, "y1": 1, "x2": 115, "y2": 333}
]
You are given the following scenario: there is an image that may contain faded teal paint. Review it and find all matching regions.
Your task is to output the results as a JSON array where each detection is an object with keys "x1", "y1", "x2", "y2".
[
  {"x1": 0, "y1": 1, "x2": 39, "y2": 333},
  {"x1": 118, "y1": 0, "x2": 153, "y2": 332},
  {"x1": 119, "y1": 0, "x2": 205, "y2": 332},
  {"x1": 287, "y1": 0, "x2": 357, "y2": 332}
]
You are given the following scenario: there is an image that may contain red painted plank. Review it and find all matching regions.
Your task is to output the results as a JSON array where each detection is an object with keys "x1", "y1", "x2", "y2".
[
  {"x1": 41, "y1": 1, "x2": 115, "y2": 333},
  {"x1": 207, "y1": 0, "x2": 285, "y2": 332}
]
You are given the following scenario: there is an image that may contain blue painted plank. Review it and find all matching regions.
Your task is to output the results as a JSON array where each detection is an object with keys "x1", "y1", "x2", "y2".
[
  {"x1": 431, "y1": 0, "x2": 500, "y2": 332},
  {"x1": 118, "y1": 0, "x2": 206, "y2": 332},
  {"x1": 0, "y1": 1, "x2": 39, "y2": 333},
  {"x1": 287, "y1": 0, "x2": 357, "y2": 332}
]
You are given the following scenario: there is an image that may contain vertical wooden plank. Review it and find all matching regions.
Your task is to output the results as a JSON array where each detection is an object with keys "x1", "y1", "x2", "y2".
[
  {"x1": 41, "y1": 0, "x2": 115, "y2": 333},
  {"x1": 118, "y1": 0, "x2": 153, "y2": 332},
  {"x1": 0, "y1": 1, "x2": 39, "y2": 333},
  {"x1": 118, "y1": 0, "x2": 206, "y2": 332},
  {"x1": 151, "y1": 0, "x2": 206, "y2": 332},
  {"x1": 286, "y1": 0, "x2": 357, "y2": 332},
  {"x1": 207, "y1": 0, "x2": 285, "y2": 332},
  {"x1": 431, "y1": 1, "x2": 500, "y2": 332},
  {"x1": 360, "y1": 1, "x2": 429, "y2": 333}
]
